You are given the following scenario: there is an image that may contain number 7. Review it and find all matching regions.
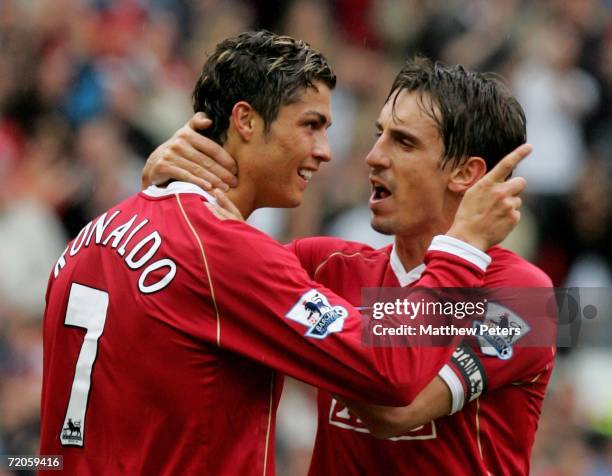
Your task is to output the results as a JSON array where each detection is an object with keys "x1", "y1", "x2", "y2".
[{"x1": 60, "y1": 283, "x2": 109, "y2": 446}]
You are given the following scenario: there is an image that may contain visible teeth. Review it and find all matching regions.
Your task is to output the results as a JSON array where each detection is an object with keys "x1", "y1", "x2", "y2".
[
  {"x1": 298, "y1": 169, "x2": 312, "y2": 181},
  {"x1": 373, "y1": 185, "x2": 391, "y2": 199}
]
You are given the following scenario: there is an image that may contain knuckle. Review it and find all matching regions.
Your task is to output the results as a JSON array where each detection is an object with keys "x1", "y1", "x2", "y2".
[
  {"x1": 159, "y1": 148, "x2": 173, "y2": 160},
  {"x1": 499, "y1": 159, "x2": 512, "y2": 172},
  {"x1": 156, "y1": 162, "x2": 171, "y2": 176},
  {"x1": 151, "y1": 163, "x2": 172, "y2": 178},
  {"x1": 493, "y1": 189, "x2": 506, "y2": 201},
  {"x1": 176, "y1": 129, "x2": 190, "y2": 141},
  {"x1": 168, "y1": 140, "x2": 183, "y2": 153},
  {"x1": 187, "y1": 162, "x2": 201, "y2": 175},
  {"x1": 478, "y1": 179, "x2": 492, "y2": 191},
  {"x1": 181, "y1": 169, "x2": 192, "y2": 182},
  {"x1": 201, "y1": 171, "x2": 216, "y2": 182},
  {"x1": 219, "y1": 170, "x2": 233, "y2": 180},
  {"x1": 158, "y1": 155, "x2": 173, "y2": 168},
  {"x1": 211, "y1": 143, "x2": 224, "y2": 158}
]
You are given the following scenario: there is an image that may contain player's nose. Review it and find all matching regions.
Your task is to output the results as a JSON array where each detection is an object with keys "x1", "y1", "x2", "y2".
[
  {"x1": 366, "y1": 139, "x2": 391, "y2": 169},
  {"x1": 313, "y1": 134, "x2": 332, "y2": 163}
]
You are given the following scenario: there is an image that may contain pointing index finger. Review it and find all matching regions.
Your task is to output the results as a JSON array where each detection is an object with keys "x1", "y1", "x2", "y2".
[{"x1": 487, "y1": 143, "x2": 533, "y2": 182}]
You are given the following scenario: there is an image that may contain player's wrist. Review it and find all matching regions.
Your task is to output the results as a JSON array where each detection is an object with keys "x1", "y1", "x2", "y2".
[
  {"x1": 445, "y1": 226, "x2": 488, "y2": 252},
  {"x1": 429, "y1": 235, "x2": 492, "y2": 272}
]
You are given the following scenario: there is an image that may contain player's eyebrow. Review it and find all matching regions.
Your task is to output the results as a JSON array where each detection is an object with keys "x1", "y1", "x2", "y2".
[{"x1": 304, "y1": 111, "x2": 332, "y2": 128}]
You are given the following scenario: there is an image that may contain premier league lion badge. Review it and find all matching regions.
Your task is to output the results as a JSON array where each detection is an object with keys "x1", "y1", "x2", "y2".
[
  {"x1": 473, "y1": 301, "x2": 530, "y2": 360},
  {"x1": 286, "y1": 289, "x2": 348, "y2": 339}
]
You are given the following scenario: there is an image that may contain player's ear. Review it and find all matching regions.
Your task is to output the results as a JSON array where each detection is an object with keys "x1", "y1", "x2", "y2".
[
  {"x1": 230, "y1": 101, "x2": 258, "y2": 142},
  {"x1": 448, "y1": 156, "x2": 487, "y2": 194}
]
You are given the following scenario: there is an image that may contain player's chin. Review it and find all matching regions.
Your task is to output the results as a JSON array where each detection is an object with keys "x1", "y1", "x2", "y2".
[
  {"x1": 370, "y1": 213, "x2": 396, "y2": 236},
  {"x1": 277, "y1": 190, "x2": 304, "y2": 208}
]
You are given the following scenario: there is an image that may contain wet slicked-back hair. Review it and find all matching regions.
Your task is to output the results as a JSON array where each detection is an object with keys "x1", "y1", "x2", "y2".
[
  {"x1": 387, "y1": 56, "x2": 526, "y2": 171},
  {"x1": 193, "y1": 30, "x2": 336, "y2": 144}
]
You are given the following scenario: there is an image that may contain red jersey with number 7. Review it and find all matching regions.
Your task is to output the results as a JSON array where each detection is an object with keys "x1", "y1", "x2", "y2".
[{"x1": 40, "y1": 182, "x2": 492, "y2": 476}]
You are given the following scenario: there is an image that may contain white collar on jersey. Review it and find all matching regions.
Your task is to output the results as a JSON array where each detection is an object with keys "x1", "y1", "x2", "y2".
[
  {"x1": 142, "y1": 181, "x2": 218, "y2": 204},
  {"x1": 390, "y1": 245, "x2": 425, "y2": 287},
  {"x1": 146, "y1": 183, "x2": 422, "y2": 285}
]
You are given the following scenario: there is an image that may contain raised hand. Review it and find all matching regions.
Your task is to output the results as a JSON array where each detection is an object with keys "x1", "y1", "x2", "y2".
[
  {"x1": 447, "y1": 144, "x2": 532, "y2": 251},
  {"x1": 141, "y1": 113, "x2": 238, "y2": 191}
]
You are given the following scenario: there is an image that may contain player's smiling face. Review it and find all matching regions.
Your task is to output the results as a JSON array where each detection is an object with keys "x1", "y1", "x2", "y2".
[
  {"x1": 366, "y1": 90, "x2": 451, "y2": 236},
  {"x1": 249, "y1": 81, "x2": 332, "y2": 208}
]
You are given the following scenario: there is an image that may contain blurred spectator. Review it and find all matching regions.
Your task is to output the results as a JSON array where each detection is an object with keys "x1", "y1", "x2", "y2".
[{"x1": 513, "y1": 14, "x2": 599, "y2": 197}]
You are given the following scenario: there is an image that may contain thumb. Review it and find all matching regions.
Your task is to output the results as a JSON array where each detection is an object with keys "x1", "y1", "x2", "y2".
[
  {"x1": 189, "y1": 112, "x2": 212, "y2": 131},
  {"x1": 213, "y1": 189, "x2": 244, "y2": 221}
]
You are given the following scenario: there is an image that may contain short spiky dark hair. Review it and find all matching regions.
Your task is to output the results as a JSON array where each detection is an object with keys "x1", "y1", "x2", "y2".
[
  {"x1": 192, "y1": 30, "x2": 336, "y2": 144},
  {"x1": 387, "y1": 56, "x2": 526, "y2": 171}
]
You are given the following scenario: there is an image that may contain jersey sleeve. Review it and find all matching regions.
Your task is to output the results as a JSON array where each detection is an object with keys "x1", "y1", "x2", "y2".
[
  {"x1": 183, "y1": 202, "x2": 492, "y2": 406},
  {"x1": 284, "y1": 239, "x2": 315, "y2": 276},
  {"x1": 438, "y1": 265, "x2": 556, "y2": 414},
  {"x1": 284, "y1": 237, "x2": 348, "y2": 279}
]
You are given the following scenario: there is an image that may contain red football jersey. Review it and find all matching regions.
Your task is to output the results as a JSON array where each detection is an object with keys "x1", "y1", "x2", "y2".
[
  {"x1": 40, "y1": 182, "x2": 492, "y2": 476},
  {"x1": 288, "y1": 237, "x2": 555, "y2": 476}
]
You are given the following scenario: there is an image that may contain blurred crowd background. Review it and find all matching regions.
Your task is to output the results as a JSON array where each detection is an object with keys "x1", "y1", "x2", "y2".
[{"x1": 0, "y1": 0, "x2": 611, "y2": 474}]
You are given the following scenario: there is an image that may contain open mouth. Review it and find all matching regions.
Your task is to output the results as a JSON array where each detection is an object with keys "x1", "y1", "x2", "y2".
[
  {"x1": 371, "y1": 184, "x2": 392, "y2": 201},
  {"x1": 298, "y1": 168, "x2": 313, "y2": 182}
]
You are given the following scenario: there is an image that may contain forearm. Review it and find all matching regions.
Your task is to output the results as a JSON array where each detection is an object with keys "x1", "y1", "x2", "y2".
[{"x1": 337, "y1": 376, "x2": 452, "y2": 439}]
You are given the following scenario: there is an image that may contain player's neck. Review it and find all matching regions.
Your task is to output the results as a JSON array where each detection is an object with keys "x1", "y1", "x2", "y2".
[
  {"x1": 223, "y1": 140, "x2": 258, "y2": 219},
  {"x1": 225, "y1": 186, "x2": 256, "y2": 219},
  {"x1": 393, "y1": 194, "x2": 460, "y2": 269},
  {"x1": 394, "y1": 234, "x2": 433, "y2": 271},
  {"x1": 394, "y1": 221, "x2": 451, "y2": 270}
]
